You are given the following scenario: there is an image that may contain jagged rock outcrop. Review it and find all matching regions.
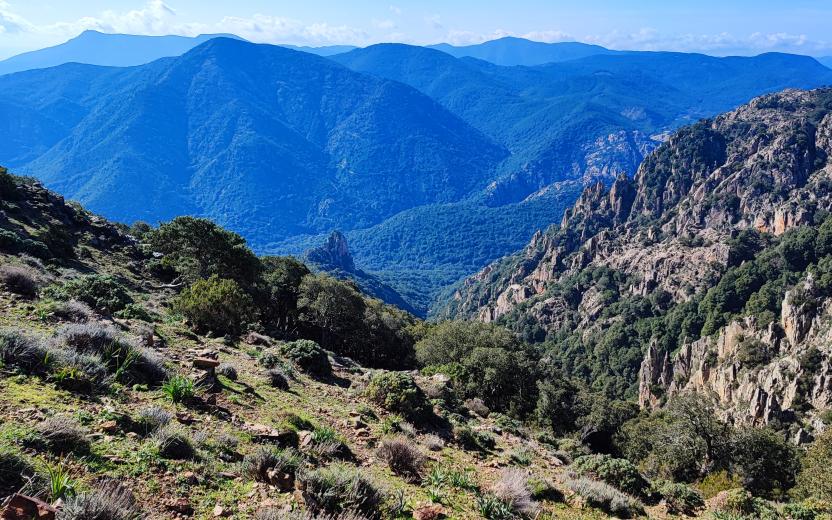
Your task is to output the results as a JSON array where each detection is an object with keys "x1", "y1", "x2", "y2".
[
  {"x1": 305, "y1": 231, "x2": 418, "y2": 316},
  {"x1": 306, "y1": 231, "x2": 355, "y2": 271},
  {"x1": 437, "y1": 88, "x2": 832, "y2": 427}
]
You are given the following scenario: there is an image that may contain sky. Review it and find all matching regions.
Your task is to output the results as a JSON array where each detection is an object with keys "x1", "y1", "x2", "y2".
[{"x1": 0, "y1": 0, "x2": 830, "y2": 60}]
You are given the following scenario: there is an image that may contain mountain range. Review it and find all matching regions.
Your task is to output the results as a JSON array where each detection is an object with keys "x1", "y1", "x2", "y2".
[
  {"x1": 427, "y1": 37, "x2": 619, "y2": 65},
  {"x1": 2, "y1": 35, "x2": 832, "y2": 315}
]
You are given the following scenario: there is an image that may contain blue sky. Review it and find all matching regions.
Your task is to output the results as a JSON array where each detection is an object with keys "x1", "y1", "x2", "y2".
[{"x1": 1, "y1": 0, "x2": 830, "y2": 59}]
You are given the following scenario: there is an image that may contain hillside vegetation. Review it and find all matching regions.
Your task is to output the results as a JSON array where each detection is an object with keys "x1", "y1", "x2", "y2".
[{"x1": 3, "y1": 90, "x2": 832, "y2": 520}]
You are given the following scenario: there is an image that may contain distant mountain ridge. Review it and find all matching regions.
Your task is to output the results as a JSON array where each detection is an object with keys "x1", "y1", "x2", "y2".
[
  {"x1": 428, "y1": 37, "x2": 618, "y2": 65},
  {"x1": 0, "y1": 31, "x2": 358, "y2": 76},
  {"x1": 0, "y1": 30, "x2": 242, "y2": 75}
]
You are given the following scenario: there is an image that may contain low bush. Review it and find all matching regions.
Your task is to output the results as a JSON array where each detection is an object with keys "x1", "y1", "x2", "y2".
[
  {"x1": 376, "y1": 436, "x2": 425, "y2": 483},
  {"x1": 652, "y1": 480, "x2": 704, "y2": 515},
  {"x1": 135, "y1": 406, "x2": 173, "y2": 435},
  {"x1": 572, "y1": 454, "x2": 650, "y2": 497},
  {"x1": 47, "y1": 275, "x2": 132, "y2": 314},
  {"x1": 0, "y1": 448, "x2": 35, "y2": 498},
  {"x1": 173, "y1": 275, "x2": 254, "y2": 336},
  {"x1": 46, "y1": 349, "x2": 110, "y2": 392},
  {"x1": 0, "y1": 265, "x2": 39, "y2": 297},
  {"x1": 54, "y1": 323, "x2": 166, "y2": 384},
  {"x1": 153, "y1": 427, "x2": 195, "y2": 459},
  {"x1": 365, "y1": 371, "x2": 429, "y2": 422},
  {"x1": 259, "y1": 349, "x2": 282, "y2": 369},
  {"x1": 453, "y1": 424, "x2": 495, "y2": 451},
  {"x1": 50, "y1": 300, "x2": 94, "y2": 322},
  {"x1": 217, "y1": 363, "x2": 238, "y2": 380},
  {"x1": 491, "y1": 468, "x2": 538, "y2": 517},
  {"x1": 565, "y1": 476, "x2": 643, "y2": 518},
  {"x1": 161, "y1": 375, "x2": 195, "y2": 403},
  {"x1": 58, "y1": 479, "x2": 142, "y2": 520},
  {"x1": 34, "y1": 416, "x2": 90, "y2": 455},
  {"x1": 0, "y1": 329, "x2": 48, "y2": 372},
  {"x1": 242, "y1": 447, "x2": 302, "y2": 483},
  {"x1": 267, "y1": 368, "x2": 290, "y2": 390},
  {"x1": 422, "y1": 434, "x2": 445, "y2": 452},
  {"x1": 280, "y1": 340, "x2": 331, "y2": 376},
  {"x1": 299, "y1": 464, "x2": 383, "y2": 518}
]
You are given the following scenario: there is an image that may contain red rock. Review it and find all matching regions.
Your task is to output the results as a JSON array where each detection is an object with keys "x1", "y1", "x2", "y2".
[
  {"x1": 1, "y1": 495, "x2": 57, "y2": 520},
  {"x1": 166, "y1": 497, "x2": 193, "y2": 515},
  {"x1": 193, "y1": 357, "x2": 220, "y2": 370},
  {"x1": 413, "y1": 504, "x2": 445, "y2": 520}
]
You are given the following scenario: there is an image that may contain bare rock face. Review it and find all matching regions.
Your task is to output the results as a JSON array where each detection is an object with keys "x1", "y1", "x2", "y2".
[
  {"x1": 306, "y1": 230, "x2": 355, "y2": 271},
  {"x1": 640, "y1": 284, "x2": 832, "y2": 428},
  {"x1": 440, "y1": 88, "x2": 832, "y2": 427}
]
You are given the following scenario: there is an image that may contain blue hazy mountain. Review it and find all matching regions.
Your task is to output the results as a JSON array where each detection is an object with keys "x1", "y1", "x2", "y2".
[
  {"x1": 282, "y1": 44, "x2": 358, "y2": 56},
  {"x1": 427, "y1": 37, "x2": 617, "y2": 65},
  {"x1": 819, "y1": 56, "x2": 832, "y2": 69},
  {"x1": 0, "y1": 38, "x2": 505, "y2": 243},
  {"x1": 3, "y1": 37, "x2": 832, "y2": 314},
  {"x1": 0, "y1": 30, "x2": 244, "y2": 75},
  {"x1": 334, "y1": 45, "x2": 832, "y2": 203}
]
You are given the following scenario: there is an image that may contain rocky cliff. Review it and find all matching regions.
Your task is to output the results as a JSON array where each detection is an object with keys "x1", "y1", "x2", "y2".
[{"x1": 438, "y1": 88, "x2": 832, "y2": 427}]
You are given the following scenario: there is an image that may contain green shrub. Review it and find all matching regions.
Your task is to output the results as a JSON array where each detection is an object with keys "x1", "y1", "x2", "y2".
[
  {"x1": 280, "y1": 339, "x2": 331, "y2": 375},
  {"x1": 365, "y1": 371, "x2": 429, "y2": 422},
  {"x1": 453, "y1": 424, "x2": 495, "y2": 452},
  {"x1": 173, "y1": 275, "x2": 254, "y2": 335},
  {"x1": 161, "y1": 375, "x2": 195, "y2": 403},
  {"x1": 299, "y1": 464, "x2": 383, "y2": 518},
  {"x1": 242, "y1": 447, "x2": 302, "y2": 483},
  {"x1": 113, "y1": 303, "x2": 153, "y2": 322},
  {"x1": 795, "y1": 429, "x2": 832, "y2": 501},
  {"x1": 731, "y1": 427, "x2": 798, "y2": 498},
  {"x1": 147, "y1": 216, "x2": 260, "y2": 285},
  {"x1": 652, "y1": 480, "x2": 704, "y2": 515},
  {"x1": 476, "y1": 493, "x2": 515, "y2": 520},
  {"x1": 572, "y1": 454, "x2": 650, "y2": 497},
  {"x1": 47, "y1": 275, "x2": 132, "y2": 314}
]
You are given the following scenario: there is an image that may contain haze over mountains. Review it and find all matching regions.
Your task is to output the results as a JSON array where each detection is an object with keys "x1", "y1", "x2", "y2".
[{"x1": 1, "y1": 33, "x2": 832, "y2": 315}]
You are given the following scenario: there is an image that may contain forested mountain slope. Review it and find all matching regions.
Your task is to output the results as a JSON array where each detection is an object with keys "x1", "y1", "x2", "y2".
[{"x1": 0, "y1": 38, "x2": 505, "y2": 243}]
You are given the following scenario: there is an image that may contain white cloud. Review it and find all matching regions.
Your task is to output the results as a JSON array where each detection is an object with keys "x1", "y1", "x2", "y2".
[
  {"x1": 389, "y1": 5, "x2": 402, "y2": 16},
  {"x1": 425, "y1": 14, "x2": 443, "y2": 30},
  {"x1": 0, "y1": 1, "x2": 34, "y2": 34},
  {"x1": 584, "y1": 28, "x2": 828, "y2": 55},
  {"x1": 373, "y1": 19, "x2": 396, "y2": 30},
  {"x1": 218, "y1": 14, "x2": 367, "y2": 45}
]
